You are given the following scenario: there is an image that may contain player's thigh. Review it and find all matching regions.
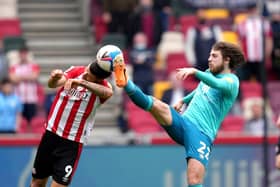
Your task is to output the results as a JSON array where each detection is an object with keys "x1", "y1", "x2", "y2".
[{"x1": 150, "y1": 98, "x2": 172, "y2": 125}]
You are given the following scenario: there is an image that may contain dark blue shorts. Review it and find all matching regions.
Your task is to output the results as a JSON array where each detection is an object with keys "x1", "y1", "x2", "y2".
[{"x1": 162, "y1": 107, "x2": 213, "y2": 167}]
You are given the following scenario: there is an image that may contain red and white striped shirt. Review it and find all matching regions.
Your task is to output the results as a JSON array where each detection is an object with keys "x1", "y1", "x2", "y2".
[
  {"x1": 46, "y1": 66, "x2": 110, "y2": 143},
  {"x1": 9, "y1": 62, "x2": 40, "y2": 103},
  {"x1": 237, "y1": 16, "x2": 272, "y2": 62}
]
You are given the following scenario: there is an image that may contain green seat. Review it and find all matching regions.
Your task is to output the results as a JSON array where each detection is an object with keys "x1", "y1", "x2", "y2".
[
  {"x1": 3, "y1": 36, "x2": 26, "y2": 53},
  {"x1": 100, "y1": 33, "x2": 126, "y2": 49}
]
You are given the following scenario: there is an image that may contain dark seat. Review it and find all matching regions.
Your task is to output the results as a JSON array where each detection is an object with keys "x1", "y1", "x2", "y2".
[
  {"x1": 100, "y1": 33, "x2": 127, "y2": 50},
  {"x1": 3, "y1": 36, "x2": 26, "y2": 53}
]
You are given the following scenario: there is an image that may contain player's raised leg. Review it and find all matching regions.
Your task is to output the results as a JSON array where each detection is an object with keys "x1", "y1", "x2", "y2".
[{"x1": 113, "y1": 58, "x2": 172, "y2": 126}]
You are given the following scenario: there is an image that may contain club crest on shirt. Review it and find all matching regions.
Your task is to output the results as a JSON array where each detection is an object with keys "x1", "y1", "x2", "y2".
[
  {"x1": 64, "y1": 88, "x2": 88, "y2": 100},
  {"x1": 202, "y1": 85, "x2": 210, "y2": 94}
]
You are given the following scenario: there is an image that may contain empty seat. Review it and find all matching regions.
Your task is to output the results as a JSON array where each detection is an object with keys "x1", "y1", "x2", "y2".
[
  {"x1": 17, "y1": 117, "x2": 29, "y2": 133},
  {"x1": 233, "y1": 13, "x2": 248, "y2": 25},
  {"x1": 141, "y1": 12, "x2": 155, "y2": 47},
  {"x1": 0, "y1": 19, "x2": 22, "y2": 40},
  {"x1": 3, "y1": 36, "x2": 26, "y2": 53},
  {"x1": 100, "y1": 33, "x2": 127, "y2": 49},
  {"x1": 240, "y1": 81, "x2": 262, "y2": 99},
  {"x1": 30, "y1": 116, "x2": 46, "y2": 134},
  {"x1": 156, "y1": 31, "x2": 185, "y2": 70},
  {"x1": 220, "y1": 115, "x2": 245, "y2": 132},
  {"x1": 166, "y1": 52, "x2": 192, "y2": 77},
  {"x1": 222, "y1": 31, "x2": 239, "y2": 45},
  {"x1": 204, "y1": 8, "x2": 230, "y2": 20},
  {"x1": 153, "y1": 81, "x2": 171, "y2": 99},
  {"x1": 179, "y1": 14, "x2": 197, "y2": 34},
  {"x1": 92, "y1": 15, "x2": 108, "y2": 43},
  {"x1": 126, "y1": 101, "x2": 162, "y2": 134}
]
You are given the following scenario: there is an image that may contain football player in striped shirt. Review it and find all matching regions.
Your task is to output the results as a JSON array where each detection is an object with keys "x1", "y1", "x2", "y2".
[{"x1": 31, "y1": 57, "x2": 113, "y2": 187}]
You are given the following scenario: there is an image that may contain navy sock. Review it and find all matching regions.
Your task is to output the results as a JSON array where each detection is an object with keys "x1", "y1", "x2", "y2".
[{"x1": 124, "y1": 80, "x2": 153, "y2": 111}]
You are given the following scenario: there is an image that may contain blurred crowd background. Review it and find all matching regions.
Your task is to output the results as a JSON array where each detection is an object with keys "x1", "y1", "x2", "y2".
[{"x1": 0, "y1": 0, "x2": 280, "y2": 143}]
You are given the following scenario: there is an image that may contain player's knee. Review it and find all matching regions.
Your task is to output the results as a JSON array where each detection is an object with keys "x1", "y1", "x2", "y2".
[
  {"x1": 276, "y1": 155, "x2": 280, "y2": 169},
  {"x1": 153, "y1": 99, "x2": 169, "y2": 112},
  {"x1": 187, "y1": 172, "x2": 203, "y2": 185},
  {"x1": 30, "y1": 178, "x2": 47, "y2": 187}
]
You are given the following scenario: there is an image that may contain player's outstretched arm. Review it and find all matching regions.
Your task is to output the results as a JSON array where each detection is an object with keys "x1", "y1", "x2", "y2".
[
  {"x1": 65, "y1": 79, "x2": 113, "y2": 100},
  {"x1": 176, "y1": 68, "x2": 234, "y2": 94},
  {"x1": 48, "y1": 69, "x2": 67, "y2": 88}
]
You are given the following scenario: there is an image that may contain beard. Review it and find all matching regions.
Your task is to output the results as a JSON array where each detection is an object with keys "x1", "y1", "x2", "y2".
[{"x1": 210, "y1": 63, "x2": 224, "y2": 75}]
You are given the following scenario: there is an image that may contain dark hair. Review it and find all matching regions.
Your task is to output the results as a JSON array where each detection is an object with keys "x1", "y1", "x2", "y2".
[
  {"x1": 20, "y1": 46, "x2": 29, "y2": 52},
  {"x1": 89, "y1": 60, "x2": 112, "y2": 79},
  {"x1": 0, "y1": 77, "x2": 12, "y2": 85},
  {"x1": 212, "y1": 41, "x2": 245, "y2": 70}
]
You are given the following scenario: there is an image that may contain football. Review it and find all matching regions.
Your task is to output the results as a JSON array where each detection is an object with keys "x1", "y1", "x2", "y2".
[{"x1": 96, "y1": 44, "x2": 123, "y2": 72}]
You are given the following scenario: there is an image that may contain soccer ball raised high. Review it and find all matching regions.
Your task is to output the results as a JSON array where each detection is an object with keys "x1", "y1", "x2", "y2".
[{"x1": 96, "y1": 45, "x2": 123, "y2": 72}]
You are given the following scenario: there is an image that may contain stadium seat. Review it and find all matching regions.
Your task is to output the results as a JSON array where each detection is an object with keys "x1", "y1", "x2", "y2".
[
  {"x1": 204, "y1": 8, "x2": 230, "y2": 20},
  {"x1": 220, "y1": 115, "x2": 245, "y2": 132},
  {"x1": 141, "y1": 12, "x2": 155, "y2": 47},
  {"x1": 156, "y1": 31, "x2": 185, "y2": 70},
  {"x1": 153, "y1": 81, "x2": 171, "y2": 99},
  {"x1": 30, "y1": 116, "x2": 46, "y2": 134},
  {"x1": 179, "y1": 14, "x2": 197, "y2": 34},
  {"x1": 100, "y1": 33, "x2": 127, "y2": 50},
  {"x1": 222, "y1": 31, "x2": 239, "y2": 45},
  {"x1": 233, "y1": 13, "x2": 248, "y2": 25},
  {"x1": 17, "y1": 117, "x2": 29, "y2": 133},
  {"x1": 168, "y1": 14, "x2": 177, "y2": 31},
  {"x1": 92, "y1": 15, "x2": 108, "y2": 43},
  {"x1": 166, "y1": 52, "x2": 191, "y2": 75},
  {"x1": 206, "y1": 18, "x2": 233, "y2": 30},
  {"x1": 240, "y1": 81, "x2": 262, "y2": 99},
  {"x1": 3, "y1": 36, "x2": 26, "y2": 53},
  {"x1": 126, "y1": 101, "x2": 162, "y2": 134},
  {"x1": 183, "y1": 80, "x2": 199, "y2": 91},
  {"x1": 37, "y1": 83, "x2": 46, "y2": 107},
  {"x1": 0, "y1": 19, "x2": 22, "y2": 40}
]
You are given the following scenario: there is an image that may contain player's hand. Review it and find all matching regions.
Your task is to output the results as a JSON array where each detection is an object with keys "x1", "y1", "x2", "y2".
[
  {"x1": 50, "y1": 69, "x2": 64, "y2": 80},
  {"x1": 176, "y1": 68, "x2": 197, "y2": 80},
  {"x1": 64, "y1": 79, "x2": 82, "y2": 91},
  {"x1": 173, "y1": 100, "x2": 184, "y2": 113}
]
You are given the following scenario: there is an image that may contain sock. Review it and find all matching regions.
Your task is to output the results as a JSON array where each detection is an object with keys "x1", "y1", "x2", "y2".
[
  {"x1": 188, "y1": 184, "x2": 203, "y2": 187},
  {"x1": 124, "y1": 80, "x2": 153, "y2": 111}
]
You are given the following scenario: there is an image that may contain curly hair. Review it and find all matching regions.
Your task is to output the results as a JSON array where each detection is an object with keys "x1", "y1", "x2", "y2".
[{"x1": 212, "y1": 41, "x2": 245, "y2": 70}]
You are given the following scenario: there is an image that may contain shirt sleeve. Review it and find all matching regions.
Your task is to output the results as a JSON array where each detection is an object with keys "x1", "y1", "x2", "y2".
[
  {"x1": 64, "y1": 66, "x2": 85, "y2": 79},
  {"x1": 182, "y1": 89, "x2": 196, "y2": 104},
  {"x1": 195, "y1": 70, "x2": 237, "y2": 95}
]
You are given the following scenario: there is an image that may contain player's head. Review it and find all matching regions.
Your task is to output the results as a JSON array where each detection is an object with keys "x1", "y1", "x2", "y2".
[
  {"x1": 88, "y1": 59, "x2": 112, "y2": 80},
  {"x1": 209, "y1": 41, "x2": 245, "y2": 74}
]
